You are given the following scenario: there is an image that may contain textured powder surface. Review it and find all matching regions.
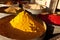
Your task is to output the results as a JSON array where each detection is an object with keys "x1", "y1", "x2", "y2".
[{"x1": 10, "y1": 11, "x2": 46, "y2": 39}]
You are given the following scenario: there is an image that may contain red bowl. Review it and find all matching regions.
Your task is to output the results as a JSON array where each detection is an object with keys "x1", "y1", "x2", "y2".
[
  {"x1": 48, "y1": 14, "x2": 60, "y2": 25},
  {"x1": 38, "y1": 14, "x2": 60, "y2": 25}
]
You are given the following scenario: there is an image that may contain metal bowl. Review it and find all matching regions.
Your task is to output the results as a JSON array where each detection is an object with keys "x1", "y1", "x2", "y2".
[{"x1": 23, "y1": 4, "x2": 44, "y2": 15}]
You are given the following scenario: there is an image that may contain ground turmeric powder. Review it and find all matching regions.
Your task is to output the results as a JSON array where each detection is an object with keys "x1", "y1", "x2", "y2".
[{"x1": 10, "y1": 11, "x2": 46, "y2": 39}]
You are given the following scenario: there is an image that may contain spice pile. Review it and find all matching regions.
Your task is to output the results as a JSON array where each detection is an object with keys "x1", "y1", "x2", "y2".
[{"x1": 10, "y1": 11, "x2": 46, "y2": 39}]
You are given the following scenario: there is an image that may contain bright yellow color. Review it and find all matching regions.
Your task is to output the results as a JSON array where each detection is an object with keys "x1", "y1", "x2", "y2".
[{"x1": 10, "y1": 11, "x2": 46, "y2": 33}]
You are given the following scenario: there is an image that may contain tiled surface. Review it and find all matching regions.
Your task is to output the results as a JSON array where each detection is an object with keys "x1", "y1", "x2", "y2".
[
  {"x1": 0, "y1": 13, "x2": 11, "y2": 19},
  {"x1": 57, "y1": 0, "x2": 60, "y2": 9},
  {"x1": 52, "y1": 25, "x2": 60, "y2": 34},
  {"x1": 0, "y1": 35, "x2": 13, "y2": 40}
]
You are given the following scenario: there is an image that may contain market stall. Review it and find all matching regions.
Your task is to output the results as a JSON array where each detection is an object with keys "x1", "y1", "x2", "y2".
[{"x1": 0, "y1": 0, "x2": 60, "y2": 40}]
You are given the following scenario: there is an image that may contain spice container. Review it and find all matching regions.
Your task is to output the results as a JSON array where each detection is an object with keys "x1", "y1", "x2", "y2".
[
  {"x1": 23, "y1": 4, "x2": 46, "y2": 15},
  {"x1": 9, "y1": 11, "x2": 47, "y2": 40}
]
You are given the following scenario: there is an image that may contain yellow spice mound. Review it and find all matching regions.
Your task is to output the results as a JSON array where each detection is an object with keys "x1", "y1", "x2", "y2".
[{"x1": 10, "y1": 11, "x2": 46, "y2": 39}]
